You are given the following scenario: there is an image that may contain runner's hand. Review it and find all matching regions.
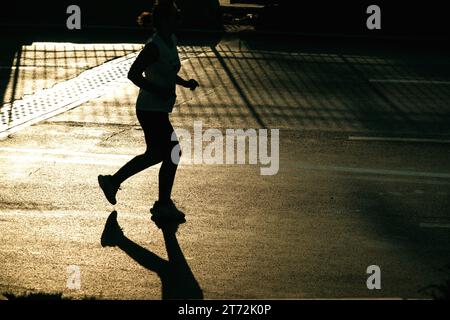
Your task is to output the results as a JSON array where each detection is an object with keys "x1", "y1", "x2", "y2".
[{"x1": 186, "y1": 79, "x2": 199, "y2": 91}]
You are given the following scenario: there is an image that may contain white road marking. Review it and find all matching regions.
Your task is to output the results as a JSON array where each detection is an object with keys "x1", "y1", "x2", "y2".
[
  {"x1": 349, "y1": 136, "x2": 450, "y2": 144},
  {"x1": 369, "y1": 79, "x2": 450, "y2": 85},
  {"x1": 0, "y1": 66, "x2": 37, "y2": 70},
  {"x1": 0, "y1": 154, "x2": 130, "y2": 167},
  {"x1": 295, "y1": 171, "x2": 450, "y2": 186},
  {"x1": 286, "y1": 162, "x2": 450, "y2": 179},
  {"x1": 419, "y1": 223, "x2": 450, "y2": 229},
  {"x1": 0, "y1": 147, "x2": 132, "y2": 160},
  {"x1": 0, "y1": 147, "x2": 134, "y2": 166}
]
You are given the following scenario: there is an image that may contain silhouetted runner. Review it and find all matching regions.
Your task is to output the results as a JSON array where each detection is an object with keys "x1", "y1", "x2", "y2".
[{"x1": 98, "y1": 0, "x2": 199, "y2": 225}]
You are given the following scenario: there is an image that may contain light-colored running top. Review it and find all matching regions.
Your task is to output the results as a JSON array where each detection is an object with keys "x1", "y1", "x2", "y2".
[{"x1": 135, "y1": 33, "x2": 181, "y2": 113}]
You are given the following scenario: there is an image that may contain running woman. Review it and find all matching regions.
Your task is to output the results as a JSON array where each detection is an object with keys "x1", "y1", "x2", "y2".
[{"x1": 98, "y1": 0, "x2": 199, "y2": 224}]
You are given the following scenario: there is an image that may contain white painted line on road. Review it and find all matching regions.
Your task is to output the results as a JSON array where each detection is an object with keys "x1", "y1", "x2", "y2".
[
  {"x1": 286, "y1": 162, "x2": 450, "y2": 179},
  {"x1": 349, "y1": 136, "x2": 450, "y2": 144},
  {"x1": 369, "y1": 79, "x2": 450, "y2": 85},
  {"x1": 0, "y1": 66, "x2": 37, "y2": 70},
  {"x1": 419, "y1": 223, "x2": 450, "y2": 229},
  {"x1": 0, "y1": 154, "x2": 129, "y2": 167},
  {"x1": 0, "y1": 147, "x2": 132, "y2": 160},
  {"x1": 0, "y1": 148, "x2": 194, "y2": 168},
  {"x1": 0, "y1": 147, "x2": 134, "y2": 166},
  {"x1": 352, "y1": 175, "x2": 450, "y2": 186}
]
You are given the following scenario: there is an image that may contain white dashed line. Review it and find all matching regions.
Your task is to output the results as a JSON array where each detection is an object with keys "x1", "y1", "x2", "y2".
[
  {"x1": 369, "y1": 79, "x2": 450, "y2": 85},
  {"x1": 0, "y1": 66, "x2": 37, "y2": 70},
  {"x1": 0, "y1": 147, "x2": 132, "y2": 160},
  {"x1": 349, "y1": 136, "x2": 450, "y2": 144},
  {"x1": 287, "y1": 161, "x2": 450, "y2": 179},
  {"x1": 0, "y1": 147, "x2": 133, "y2": 167}
]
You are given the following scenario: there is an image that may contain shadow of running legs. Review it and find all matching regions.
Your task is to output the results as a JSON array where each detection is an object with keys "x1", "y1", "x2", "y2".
[{"x1": 101, "y1": 211, "x2": 203, "y2": 300}]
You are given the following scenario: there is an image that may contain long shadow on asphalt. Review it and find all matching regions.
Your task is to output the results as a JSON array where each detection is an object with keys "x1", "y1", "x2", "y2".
[{"x1": 101, "y1": 211, "x2": 203, "y2": 300}]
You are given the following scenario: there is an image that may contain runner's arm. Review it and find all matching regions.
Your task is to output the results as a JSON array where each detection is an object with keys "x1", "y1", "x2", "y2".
[
  {"x1": 176, "y1": 75, "x2": 199, "y2": 90},
  {"x1": 128, "y1": 43, "x2": 173, "y2": 97}
]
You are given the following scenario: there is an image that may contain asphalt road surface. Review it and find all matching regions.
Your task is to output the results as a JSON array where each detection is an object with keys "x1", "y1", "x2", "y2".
[{"x1": 0, "y1": 33, "x2": 449, "y2": 299}]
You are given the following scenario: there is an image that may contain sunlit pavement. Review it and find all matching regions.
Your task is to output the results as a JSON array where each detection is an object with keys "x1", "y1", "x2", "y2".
[{"x1": 0, "y1": 33, "x2": 450, "y2": 299}]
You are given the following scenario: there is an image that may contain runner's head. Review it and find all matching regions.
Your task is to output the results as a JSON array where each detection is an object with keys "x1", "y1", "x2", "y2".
[{"x1": 137, "y1": 0, "x2": 181, "y2": 34}]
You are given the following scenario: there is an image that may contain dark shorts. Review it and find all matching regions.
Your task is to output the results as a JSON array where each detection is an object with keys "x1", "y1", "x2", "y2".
[{"x1": 136, "y1": 109, "x2": 179, "y2": 159}]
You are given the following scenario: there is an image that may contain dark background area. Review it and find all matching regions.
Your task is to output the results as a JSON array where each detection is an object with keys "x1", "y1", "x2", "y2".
[{"x1": 0, "y1": 0, "x2": 449, "y2": 38}]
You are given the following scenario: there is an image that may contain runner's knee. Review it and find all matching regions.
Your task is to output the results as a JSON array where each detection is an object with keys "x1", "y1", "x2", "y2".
[{"x1": 143, "y1": 149, "x2": 163, "y2": 163}]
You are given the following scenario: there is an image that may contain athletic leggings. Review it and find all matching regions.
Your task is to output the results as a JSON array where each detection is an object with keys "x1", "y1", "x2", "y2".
[{"x1": 112, "y1": 109, "x2": 180, "y2": 203}]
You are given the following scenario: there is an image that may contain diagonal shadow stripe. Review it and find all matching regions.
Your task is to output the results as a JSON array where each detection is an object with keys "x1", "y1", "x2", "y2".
[{"x1": 211, "y1": 46, "x2": 267, "y2": 129}]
